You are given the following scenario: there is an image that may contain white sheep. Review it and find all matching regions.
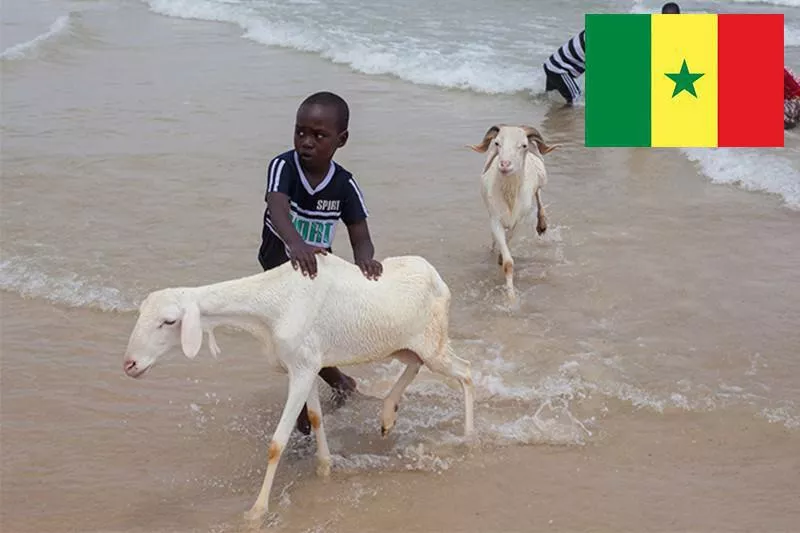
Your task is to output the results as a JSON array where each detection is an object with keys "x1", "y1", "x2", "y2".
[
  {"x1": 469, "y1": 124, "x2": 558, "y2": 302},
  {"x1": 122, "y1": 253, "x2": 474, "y2": 522}
]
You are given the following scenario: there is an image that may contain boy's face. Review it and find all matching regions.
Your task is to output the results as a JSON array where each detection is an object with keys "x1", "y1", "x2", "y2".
[{"x1": 294, "y1": 104, "x2": 348, "y2": 173}]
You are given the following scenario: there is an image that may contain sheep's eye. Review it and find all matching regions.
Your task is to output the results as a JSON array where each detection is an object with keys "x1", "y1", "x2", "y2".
[
  {"x1": 522, "y1": 144, "x2": 528, "y2": 149},
  {"x1": 494, "y1": 141, "x2": 500, "y2": 146},
  {"x1": 162, "y1": 319, "x2": 177, "y2": 326}
]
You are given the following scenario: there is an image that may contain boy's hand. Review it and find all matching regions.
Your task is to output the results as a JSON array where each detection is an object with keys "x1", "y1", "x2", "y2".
[
  {"x1": 356, "y1": 257, "x2": 383, "y2": 280},
  {"x1": 289, "y1": 241, "x2": 328, "y2": 278}
]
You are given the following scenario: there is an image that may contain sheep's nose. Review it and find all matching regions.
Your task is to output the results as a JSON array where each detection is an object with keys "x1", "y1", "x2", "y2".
[
  {"x1": 499, "y1": 160, "x2": 512, "y2": 172},
  {"x1": 124, "y1": 359, "x2": 137, "y2": 373}
]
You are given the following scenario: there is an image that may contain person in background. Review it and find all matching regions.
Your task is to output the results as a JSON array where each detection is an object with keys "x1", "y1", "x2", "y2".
[
  {"x1": 661, "y1": 2, "x2": 680, "y2": 14},
  {"x1": 543, "y1": 3, "x2": 679, "y2": 105},
  {"x1": 785, "y1": 67, "x2": 800, "y2": 130},
  {"x1": 542, "y1": 29, "x2": 586, "y2": 106}
]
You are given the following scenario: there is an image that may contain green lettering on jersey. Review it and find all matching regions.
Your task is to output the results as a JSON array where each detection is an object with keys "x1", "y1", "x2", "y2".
[
  {"x1": 294, "y1": 218, "x2": 310, "y2": 241},
  {"x1": 308, "y1": 221, "x2": 323, "y2": 245},
  {"x1": 290, "y1": 212, "x2": 335, "y2": 247}
]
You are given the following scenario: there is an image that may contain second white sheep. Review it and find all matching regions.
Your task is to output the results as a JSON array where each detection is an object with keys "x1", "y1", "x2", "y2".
[{"x1": 469, "y1": 124, "x2": 558, "y2": 302}]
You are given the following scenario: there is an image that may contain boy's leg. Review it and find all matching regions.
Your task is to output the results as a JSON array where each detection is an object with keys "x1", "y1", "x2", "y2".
[
  {"x1": 319, "y1": 367, "x2": 357, "y2": 406},
  {"x1": 315, "y1": 249, "x2": 358, "y2": 406},
  {"x1": 260, "y1": 239, "x2": 359, "y2": 435},
  {"x1": 295, "y1": 369, "x2": 356, "y2": 435}
]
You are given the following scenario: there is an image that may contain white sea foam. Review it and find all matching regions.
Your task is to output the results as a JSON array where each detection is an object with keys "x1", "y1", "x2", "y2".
[
  {"x1": 1, "y1": 14, "x2": 73, "y2": 60},
  {"x1": 142, "y1": 0, "x2": 547, "y2": 94},
  {"x1": 0, "y1": 256, "x2": 136, "y2": 312},
  {"x1": 724, "y1": 0, "x2": 800, "y2": 7},
  {"x1": 683, "y1": 148, "x2": 800, "y2": 210}
]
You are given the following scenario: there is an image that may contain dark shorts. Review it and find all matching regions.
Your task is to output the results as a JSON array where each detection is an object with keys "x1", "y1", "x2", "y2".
[
  {"x1": 544, "y1": 65, "x2": 581, "y2": 104},
  {"x1": 258, "y1": 230, "x2": 332, "y2": 272},
  {"x1": 258, "y1": 233, "x2": 291, "y2": 271}
]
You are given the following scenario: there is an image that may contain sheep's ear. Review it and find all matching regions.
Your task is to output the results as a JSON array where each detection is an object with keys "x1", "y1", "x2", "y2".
[
  {"x1": 522, "y1": 125, "x2": 558, "y2": 155},
  {"x1": 180, "y1": 300, "x2": 203, "y2": 359},
  {"x1": 468, "y1": 124, "x2": 502, "y2": 153}
]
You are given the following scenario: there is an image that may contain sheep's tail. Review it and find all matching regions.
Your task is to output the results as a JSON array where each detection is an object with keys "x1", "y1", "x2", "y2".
[{"x1": 427, "y1": 261, "x2": 452, "y2": 357}]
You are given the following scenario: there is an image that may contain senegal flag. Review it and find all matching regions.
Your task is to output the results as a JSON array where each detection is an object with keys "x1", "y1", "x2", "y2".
[{"x1": 584, "y1": 14, "x2": 784, "y2": 148}]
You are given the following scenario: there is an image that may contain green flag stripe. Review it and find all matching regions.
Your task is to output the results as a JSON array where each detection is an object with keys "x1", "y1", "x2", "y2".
[{"x1": 585, "y1": 14, "x2": 652, "y2": 147}]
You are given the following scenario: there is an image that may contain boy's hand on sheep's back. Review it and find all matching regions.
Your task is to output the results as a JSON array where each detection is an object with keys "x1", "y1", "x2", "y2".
[
  {"x1": 356, "y1": 258, "x2": 383, "y2": 281},
  {"x1": 290, "y1": 241, "x2": 328, "y2": 278}
]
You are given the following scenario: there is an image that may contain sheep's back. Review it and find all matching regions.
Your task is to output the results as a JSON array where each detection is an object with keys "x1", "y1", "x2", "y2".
[{"x1": 312, "y1": 255, "x2": 449, "y2": 365}]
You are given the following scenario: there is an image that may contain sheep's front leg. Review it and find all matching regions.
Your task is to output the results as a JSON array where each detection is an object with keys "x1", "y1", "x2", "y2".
[
  {"x1": 535, "y1": 188, "x2": 547, "y2": 235},
  {"x1": 306, "y1": 378, "x2": 331, "y2": 478},
  {"x1": 381, "y1": 350, "x2": 423, "y2": 436},
  {"x1": 489, "y1": 217, "x2": 515, "y2": 302},
  {"x1": 245, "y1": 369, "x2": 317, "y2": 522}
]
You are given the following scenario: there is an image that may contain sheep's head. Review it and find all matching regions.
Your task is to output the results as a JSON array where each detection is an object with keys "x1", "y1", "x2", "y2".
[
  {"x1": 123, "y1": 288, "x2": 204, "y2": 378},
  {"x1": 469, "y1": 124, "x2": 558, "y2": 175}
]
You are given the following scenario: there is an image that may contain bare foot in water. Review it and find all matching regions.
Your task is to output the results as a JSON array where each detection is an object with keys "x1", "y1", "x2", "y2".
[{"x1": 295, "y1": 369, "x2": 358, "y2": 435}]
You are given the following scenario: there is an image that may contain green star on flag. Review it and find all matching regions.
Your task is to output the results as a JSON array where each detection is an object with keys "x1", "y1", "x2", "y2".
[{"x1": 665, "y1": 59, "x2": 704, "y2": 97}]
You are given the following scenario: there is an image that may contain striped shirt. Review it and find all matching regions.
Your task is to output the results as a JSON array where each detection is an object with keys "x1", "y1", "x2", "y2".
[{"x1": 543, "y1": 30, "x2": 586, "y2": 79}]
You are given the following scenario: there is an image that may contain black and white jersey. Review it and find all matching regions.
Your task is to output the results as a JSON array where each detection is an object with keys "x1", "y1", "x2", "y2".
[
  {"x1": 261, "y1": 150, "x2": 369, "y2": 251},
  {"x1": 543, "y1": 29, "x2": 586, "y2": 79}
]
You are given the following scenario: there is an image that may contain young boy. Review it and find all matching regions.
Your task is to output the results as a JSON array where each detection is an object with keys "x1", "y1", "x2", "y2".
[{"x1": 258, "y1": 91, "x2": 383, "y2": 434}]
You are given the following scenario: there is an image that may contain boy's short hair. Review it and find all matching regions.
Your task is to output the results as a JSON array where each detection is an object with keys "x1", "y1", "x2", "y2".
[
  {"x1": 661, "y1": 2, "x2": 680, "y2": 13},
  {"x1": 299, "y1": 91, "x2": 350, "y2": 132}
]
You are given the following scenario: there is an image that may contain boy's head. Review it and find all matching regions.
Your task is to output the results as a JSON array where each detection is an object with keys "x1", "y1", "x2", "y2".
[
  {"x1": 661, "y1": 2, "x2": 680, "y2": 13},
  {"x1": 294, "y1": 91, "x2": 350, "y2": 172}
]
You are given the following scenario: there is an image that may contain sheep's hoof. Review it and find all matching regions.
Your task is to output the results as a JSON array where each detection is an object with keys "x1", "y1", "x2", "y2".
[
  {"x1": 316, "y1": 458, "x2": 331, "y2": 478},
  {"x1": 244, "y1": 506, "x2": 267, "y2": 523},
  {"x1": 536, "y1": 218, "x2": 548, "y2": 235},
  {"x1": 506, "y1": 288, "x2": 518, "y2": 305}
]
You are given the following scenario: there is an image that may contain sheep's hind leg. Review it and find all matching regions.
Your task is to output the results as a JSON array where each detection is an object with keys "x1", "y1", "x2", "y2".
[
  {"x1": 381, "y1": 350, "x2": 423, "y2": 436},
  {"x1": 535, "y1": 189, "x2": 547, "y2": 235},
  {"x1": 424, "y1": 345, "x2": 475, "y2": 437},
  {"x1": 306, "y1": 377, "x2": 332, "y2": 478},
  {"x1": 244, "y1": 369, "x2": 317, "y2": 522}
]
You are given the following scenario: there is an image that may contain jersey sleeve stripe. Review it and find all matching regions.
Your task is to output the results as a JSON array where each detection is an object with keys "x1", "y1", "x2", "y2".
[
  {"x1": 348, "y1": 178, "x2": 369, "y2": 217},
  {"x1": 266, "y1": 158, "x2": 278, "y2": 192},
  {"x1": 270, "y1": 160, "x2": 286, "y2": 193}
]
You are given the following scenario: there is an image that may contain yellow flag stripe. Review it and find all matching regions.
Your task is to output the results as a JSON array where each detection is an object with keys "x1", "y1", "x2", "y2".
[{"x1": 651, "y1": 14, "x2": 718, "y2": 147}]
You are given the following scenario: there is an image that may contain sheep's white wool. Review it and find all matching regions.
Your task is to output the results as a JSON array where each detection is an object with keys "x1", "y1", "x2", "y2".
[
  {"x1": 123, "y1": 253, "x2": 474, "y2": 521},
  {"x1": 469, "y1": 124, "x2": 558, "y2": 302}
]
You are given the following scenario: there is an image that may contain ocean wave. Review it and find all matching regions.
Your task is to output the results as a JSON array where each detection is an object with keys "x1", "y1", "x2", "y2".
[
  {"x1": 682, "y1": 148, "x2": 800, "y2": 210},
  {"x1": 1, "y1": 14, "x2": 74, "y2": 61},
  {"x1": 142, "y1": 0, "x2": 542, "y2": 94},
  {"x1": 724, "y1": 0, "x2": 800, "y2": 7},
  {"x1": 0, "y1": 256, "x2": 137, "y2": 312},
  {"x1": 787, "y1": 24, "x2": 800, "y2": 47}
]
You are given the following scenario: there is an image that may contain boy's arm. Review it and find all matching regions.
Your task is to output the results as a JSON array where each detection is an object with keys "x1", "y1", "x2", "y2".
[
  {"x1": 341, "y1": 176, "x2": 381, "y2": 279},
  {"x1": 266, "y1": 191, "x2": 327, "y2": 277},
  {"x1": 346, "y1": 219, "x2": 382, "y2": 280}
]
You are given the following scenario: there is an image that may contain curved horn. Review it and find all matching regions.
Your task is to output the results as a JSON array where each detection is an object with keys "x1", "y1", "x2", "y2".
[
  {"x1": 468, "y1": 124, "x2": 503, "y2": 153},
  {"x1": 521, "y1": 125, "x2": 558, "y2": 155}
]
